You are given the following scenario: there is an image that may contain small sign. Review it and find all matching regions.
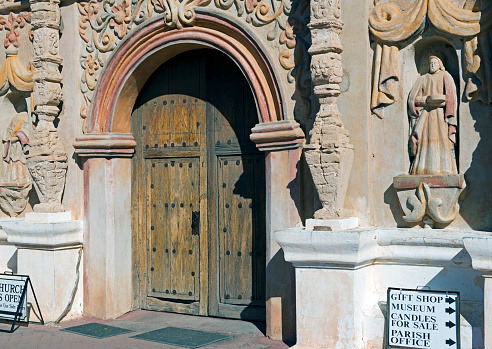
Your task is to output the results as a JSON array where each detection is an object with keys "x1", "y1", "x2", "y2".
[
  {"x1": 387, "y1": 288, "x2": 459, "y2": 349},
  {"x1": 0, "y1": 272, "x2": 43, "y2": 333},
  {"x1": 0, "y1": 276, "x2": 27, "y2": 321}
]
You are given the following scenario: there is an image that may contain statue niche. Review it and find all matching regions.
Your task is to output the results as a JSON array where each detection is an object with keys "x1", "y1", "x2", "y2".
[
  {"x1": 394, "y1": 53, "x2": 465, "y2": 228},
  {"x1": 0, "y1": 93, "x2": 33, "y2": 217}
]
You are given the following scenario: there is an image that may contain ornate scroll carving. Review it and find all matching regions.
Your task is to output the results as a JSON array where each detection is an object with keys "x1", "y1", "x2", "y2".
[
  {"x1": 304, "y1": 0, "x2": 354, "y2": 219},
  {"x1": 369, "y1": 0, "x2": 492, "y2": 117},
  {"x1": 27, "y1": 0, "x2": 67, "y2": 213},
  {"x1": 77, "y1": 0, "x2": 311, "y2": 132}
]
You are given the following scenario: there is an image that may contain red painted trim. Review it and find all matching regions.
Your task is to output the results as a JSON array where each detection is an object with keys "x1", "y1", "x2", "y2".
[{"x1": 89, "y1": 14, "x2": 283, "y2": 133}]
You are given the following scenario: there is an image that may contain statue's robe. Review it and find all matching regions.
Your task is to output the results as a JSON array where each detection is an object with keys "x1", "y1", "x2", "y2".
[{"x1": 408, "y1": 70, "x2": 457, "y2": 175}]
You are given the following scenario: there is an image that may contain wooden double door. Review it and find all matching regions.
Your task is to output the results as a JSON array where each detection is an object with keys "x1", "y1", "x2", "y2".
[{"x1": 131, "y1": 49, "x2": 266, "y2": 320}]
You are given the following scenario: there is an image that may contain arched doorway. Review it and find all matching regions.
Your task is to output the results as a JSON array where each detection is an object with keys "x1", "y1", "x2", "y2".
[{"x1": 131, "y1": 49, "x2": 266, "y2": 320}]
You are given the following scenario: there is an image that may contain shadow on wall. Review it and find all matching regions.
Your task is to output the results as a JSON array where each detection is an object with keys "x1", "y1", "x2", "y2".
[
  {"x1": 265, "y1": 248, "x2": 296, "y2": 343},
  {"x1": 287, "y1": 154, "x2": 319, "y2": 225},
  {"x1": 424, "y1": 250, "x2": 484, "y2": 349},
  {"x1": 460, "y1": 101, "x2": 492, "y2": 231},
  {"x1": 7, "y1": 249, "x2": 17, "y2": 273},
  {"x1": 384, "y1": 184, "x2": 417, "y2": 228}
]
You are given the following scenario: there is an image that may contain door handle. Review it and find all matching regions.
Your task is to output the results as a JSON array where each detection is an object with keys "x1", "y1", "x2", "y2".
[{"x1": 192, "y1": 211, "x2": 200, "y2": 235}]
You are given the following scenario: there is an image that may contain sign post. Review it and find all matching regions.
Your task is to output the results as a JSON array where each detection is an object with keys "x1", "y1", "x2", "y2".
[
  {"x1": 0, "y1": 272, "x2": 43, "y2": 333},
  {"x1": 387, "y1": 288, "x2": 459, "y2": 349}
]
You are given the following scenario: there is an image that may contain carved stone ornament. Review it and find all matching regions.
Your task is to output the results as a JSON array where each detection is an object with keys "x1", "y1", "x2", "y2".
[
  {"x1": 394, "y1": 175, "x2": 465, "y2": 228},
  {"x1": 26, "y1": 0, "x2": 68, "y2": 213},
  {"x1": 304, "y1": 0, "x2": 354, "y2": 219},
  {"x1": 77, "y1": 0, "x2": 312, "y2": 132},
  {"x1": 369, "y1": 0, "x2": 492, "y2": 118}
]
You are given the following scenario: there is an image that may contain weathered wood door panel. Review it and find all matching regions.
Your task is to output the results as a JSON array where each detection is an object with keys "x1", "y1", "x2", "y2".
[
  {"x1": 217, "y1": 156, "x2": 265, "y2": 305},
  {"x1": 132, "y1": 49, "x2": 265, "y2": 320},
  {"x1": 147, "y1": 158, "x2": 200, "y2": 302}
]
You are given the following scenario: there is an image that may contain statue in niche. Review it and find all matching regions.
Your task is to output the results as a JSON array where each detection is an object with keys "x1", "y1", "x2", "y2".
[
  {"x1": 0, "y1": 110, "x2": 32, "y2": 216},
  {"x1": 407, "y1": 55, "x2": 457, "y2": 175},
  {"x1": 393, "y1": 53, "x2": 465, "y2": 228}
]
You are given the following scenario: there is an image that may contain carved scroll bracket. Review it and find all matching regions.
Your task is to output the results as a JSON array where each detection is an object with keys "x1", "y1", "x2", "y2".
[
  {"x1": 305, "y1": 0, "x2": 353, "y2": 219},
  {"x1": 27, "y1": 0, "x2": 67, "y2": 213}
]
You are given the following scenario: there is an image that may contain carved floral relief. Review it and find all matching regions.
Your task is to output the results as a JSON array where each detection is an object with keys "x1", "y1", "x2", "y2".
[{"x1": 78, "y1": 0, "x2": 312, "y2": 132}]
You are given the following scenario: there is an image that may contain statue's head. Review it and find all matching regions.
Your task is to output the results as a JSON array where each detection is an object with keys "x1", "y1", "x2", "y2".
[{"x1": 429, "y1": 55, "x2": 444, "y2": 74}]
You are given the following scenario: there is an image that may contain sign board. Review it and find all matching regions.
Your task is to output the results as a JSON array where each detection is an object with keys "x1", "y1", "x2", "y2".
[
  {"x1": 387, "y1": 288, "x2": 459, "y2": 349},
  {"x1": 0, "y1": 276, "x2": 27, "y2": 321},
  {"x1": 0, "y1": 272, "x2": 43, "y2": 333}
]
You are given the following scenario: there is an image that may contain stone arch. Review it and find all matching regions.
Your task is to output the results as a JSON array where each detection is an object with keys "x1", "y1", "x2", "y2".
[{"x1": 87, "y1": 11, "x2": 297, "y2": 136}]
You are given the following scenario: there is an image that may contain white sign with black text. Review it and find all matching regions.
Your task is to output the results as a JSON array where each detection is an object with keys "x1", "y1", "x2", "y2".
[
  {"x1": 387, "y1": 288, "x2": 459, "y2": 349},
  {"x1": 0, "y1": 276, "x2": 27, "y2": 321}
]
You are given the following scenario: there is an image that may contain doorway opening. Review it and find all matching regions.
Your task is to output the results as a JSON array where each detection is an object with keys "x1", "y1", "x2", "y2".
[{"x1": 131, "y1": 49, "x2": 266, "y2": 321}]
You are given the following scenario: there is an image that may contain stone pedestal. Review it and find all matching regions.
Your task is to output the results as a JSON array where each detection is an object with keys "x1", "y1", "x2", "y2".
[
  {"x1": 276, "y1": 227, "x2": 488, "y2": 349},
  {"x1": 3, "y1": 212, "x2": 83, "y2": 323}
]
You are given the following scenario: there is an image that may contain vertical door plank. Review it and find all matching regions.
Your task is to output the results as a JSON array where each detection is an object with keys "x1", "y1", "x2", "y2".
[{"x1": 148, "y1": 161, "x2": 171, "y2": 296}]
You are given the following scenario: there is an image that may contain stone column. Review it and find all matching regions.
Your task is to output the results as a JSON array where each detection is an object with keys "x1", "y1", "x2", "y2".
[
  {"x1": 27, "y1": 0, "x2": 67, "y2": 213},
  {"x1": 305, "y1": 0, "x2": 354, "y2": 219}
]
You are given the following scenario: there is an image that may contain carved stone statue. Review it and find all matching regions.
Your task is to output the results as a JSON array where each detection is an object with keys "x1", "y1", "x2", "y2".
[
  {"x1": 393, "y1": 54, "x2": 465, "y2": 228},
  {"x1": 408, "y1": 55, "x2": 457, "y2": 175},
  {"x1": 0, "y1": 111, "x2": 33, "y2": 216}
]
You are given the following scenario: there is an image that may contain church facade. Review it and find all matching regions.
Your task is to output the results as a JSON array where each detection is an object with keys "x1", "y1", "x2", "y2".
[{"x1": 0, "y1": 0, "x2": 491, "y2": 347}]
